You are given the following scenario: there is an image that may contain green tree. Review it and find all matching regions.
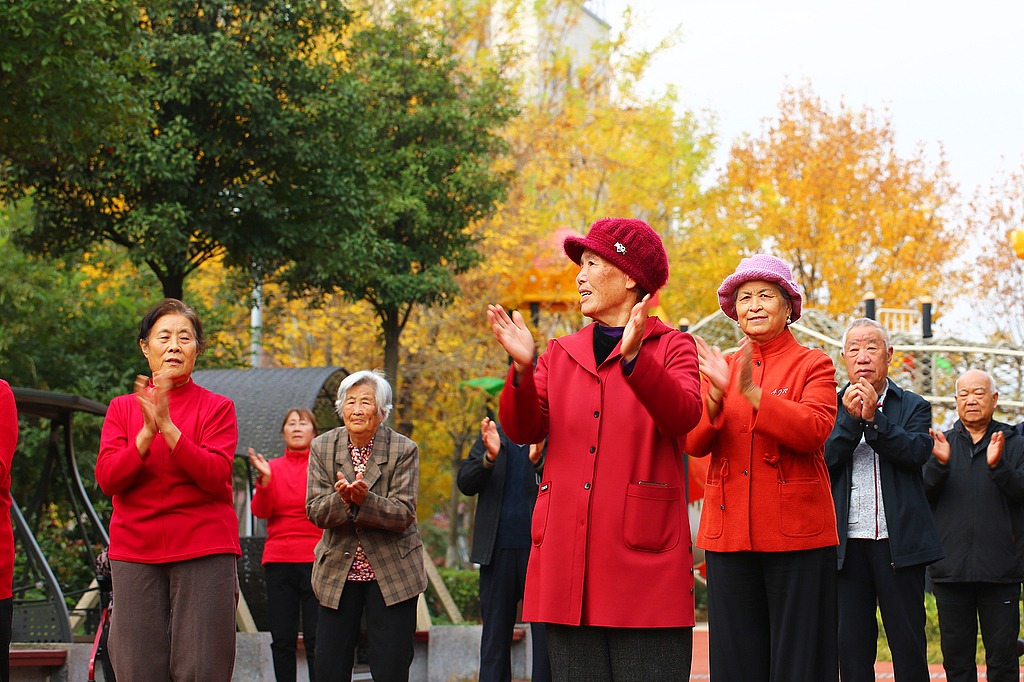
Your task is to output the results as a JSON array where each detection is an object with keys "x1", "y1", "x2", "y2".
[
  {"x1": 15, "y1": 0, "x2": 360, "y2": 300},
  {"x1": 284, "y1": 10, "x2": 518, "y2": 411},
  {"x1": 0, "y1": 0, "x2": 147, "y2": 197}
]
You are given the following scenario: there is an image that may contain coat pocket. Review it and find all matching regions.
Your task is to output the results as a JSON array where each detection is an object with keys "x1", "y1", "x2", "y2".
[
  {"x1": 778, "y1": 479, "x2": 826, "y2": 537},
  {"x1": 623, "y1": 482, "x2": 681, "y2": 552},
  {"x1": 531, "y1": 482, "x2": 552, "y2": 547},
  {"x1": 701, "y1": 479, "x2": 724, "y2": 539}
]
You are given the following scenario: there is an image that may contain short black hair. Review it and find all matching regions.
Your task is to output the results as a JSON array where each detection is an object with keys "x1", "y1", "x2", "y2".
[{"x1": 137, "y1": 299, "x2": 206, "y2": 354}]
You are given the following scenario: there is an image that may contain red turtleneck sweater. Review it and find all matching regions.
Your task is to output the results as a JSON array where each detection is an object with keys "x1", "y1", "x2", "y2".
[
  {"x1": 251, "y1": 449, "x2": 322, "y2": 564},
  {"x1": 96, "y1": 379, "x2": 241, "y2": 562},
  {"x1": 0, "y1": 379, "x2": 17, "y2": 599}
]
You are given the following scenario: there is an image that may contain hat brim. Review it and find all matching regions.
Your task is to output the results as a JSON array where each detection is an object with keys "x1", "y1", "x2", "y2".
[
  {"x1": 717, "y1": 271, "x2": 802, "y2": 322},
  {"x1": 563, "y1": 236, "x2": 587, "y2": 265}
]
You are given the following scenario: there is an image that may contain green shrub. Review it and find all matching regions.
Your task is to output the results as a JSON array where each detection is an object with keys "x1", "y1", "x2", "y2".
[{"x1": 425, "y1": 567, "x2": 481, "y2": 623}]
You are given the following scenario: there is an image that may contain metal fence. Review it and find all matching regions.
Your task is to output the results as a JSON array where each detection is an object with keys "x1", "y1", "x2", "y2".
[{"x1": 688, "y1": 309, "x2": 1024, "y2": 429}]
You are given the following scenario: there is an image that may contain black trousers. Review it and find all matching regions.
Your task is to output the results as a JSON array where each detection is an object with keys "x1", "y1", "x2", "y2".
[
  {"x1": 705, "y1": 547, "x2": 838, "y2": 682},
  {"x1": 837, "y1": 539, "x2": 929, "y2": 682},
  {"x1": 932, "y1": 581, "x2": 1021, "y2": 682},
  {"x1": 314, "y1": 580, "x2": 418, "y2": 682},
  {"x1": 0, "y1": 597, "x2": 11, "y2": 682},
  {"x1": 264, "y1": 562, "x2": 318, "y2": 682},
  {"x1": 545, "y1": 623, "x2": 692, "y2": 682},
  {"x1": 479, "y1": 547, "x2": 551, "y2": 682}
]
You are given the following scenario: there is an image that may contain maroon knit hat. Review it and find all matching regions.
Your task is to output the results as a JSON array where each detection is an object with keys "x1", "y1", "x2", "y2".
[
  {"x1": 717, "y1": 254, "x2": 803, "y2": 322},
  {"x1": 562, "y1": 218, "x2": 669, "y2": 294}
]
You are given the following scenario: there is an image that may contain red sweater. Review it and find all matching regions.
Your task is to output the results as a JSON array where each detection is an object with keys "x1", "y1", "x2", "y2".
[
  {"x1": 250, "y1": 449, "x2": 321, "y2": 564},
  {"x1": 96, "y1": 379, "x2": 241, "y2": 563},
  {"x1": 0, "y1": 380, "x2": 17, "y2": 600}
]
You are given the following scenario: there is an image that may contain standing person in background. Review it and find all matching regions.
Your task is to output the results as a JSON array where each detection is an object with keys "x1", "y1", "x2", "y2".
[
  {"x1": 924, "y1": 369, "x2": 1024, "y2": 682},
  {"x1": 825, "y1": 318, "x2": 942, "y2": 682},
  {"x1": 307, "y1": 370, "x2": 426, "y2": 682},
  {"x1": 488, "y1": 217, "x2": 702, "y2": 681},
  {"x1": 250, "y1": 408, "x2": 323, "y2": 682},
  {"x1": 0, "y1": 379, "x2": 17, "y2": 682},
  {"x1": 687, "y1": 254, "x2": 839, "y2": 682},
  {"x1": 95, "y1": 298, "x2": 240, "y2": 681},
  {"x1": 457, "y1": 415, "x2": 551, "y2": 682}
]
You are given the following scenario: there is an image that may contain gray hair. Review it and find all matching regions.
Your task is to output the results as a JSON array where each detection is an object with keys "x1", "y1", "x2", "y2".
[
  {"x1": 954, "y1": 369, "x2": 997, "y2": 394},
  {"x1": 841, "y1": 318, "x2": 891, "y2": 351},
  {"x1": 335, "y1": 369, "x2": 393, "y2": 422}
]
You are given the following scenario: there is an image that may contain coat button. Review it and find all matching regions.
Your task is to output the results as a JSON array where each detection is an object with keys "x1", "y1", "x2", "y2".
[
  {"x1": 584, "y1": 482, "x2": 591, "y2": 490},
  {"x1": 742, "y1": 470, "x2": 748, "y2": 476},
  {"x1": 593, "y1": 411, "x2": 600, "y2": 418},
  {"x1": 589, "y1": 446, "x2": 596, "y2": 453},
  {"x1": 356, "y1": 527, "x2": 362, "y2": 534},
  {"x1": 720, "y1": 505, "x2": 725, "y2": 510}
]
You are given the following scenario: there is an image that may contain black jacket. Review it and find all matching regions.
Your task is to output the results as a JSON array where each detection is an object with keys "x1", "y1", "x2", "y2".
[
  {"x1": 923, "y1": 419, "x2": 1024, "y2": 583},
  {"x1": 825, "y1": 379, "x2": 943, "y2": 570},
  {"x1": 456, "y1": 425, "x2": 543, "y2": 566}
]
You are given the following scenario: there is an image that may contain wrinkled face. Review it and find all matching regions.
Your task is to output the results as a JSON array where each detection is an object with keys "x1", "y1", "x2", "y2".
[
  {"x1": 955, "y1": 371, "x2": 998, "y2": 430},
  {"x1": 342, "y1": 383, "x2": 383, "y2": 444},
  {"x1": 140, "y1": 313, "x2": 198, "y2": 386},
  {"x1": 282, "y1": 411, "x2": 316, "y2": 452},
  {"x1": 843, "y1": 326, "x2": 892, "y2": 394},
  {"x1": 575, "y1": 249, "x2": 637, "y2": 326},
  {"x1": 735, "y1": 280, "x2": 791, "y2": 343}
]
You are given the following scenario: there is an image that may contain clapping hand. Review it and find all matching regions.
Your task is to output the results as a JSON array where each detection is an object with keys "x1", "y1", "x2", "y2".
[
  {"x1": 335, "y1": 471, "x2": 368, "y2": 506},
  {"x1": 487, "y1": 305, "x2": 535, "y2": 371},
  {"x1": 930, "y1": 429, "x2": 950, "y2": 465},
  {"x1": 988, "y1": 430, "x2": 1005, "y2": 468},
  {"x1": 248, "y1": 448, "x2": 271, "y2": 486}
]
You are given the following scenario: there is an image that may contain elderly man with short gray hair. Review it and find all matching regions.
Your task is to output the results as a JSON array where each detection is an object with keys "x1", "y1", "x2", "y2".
[
  {"x1": 826, "y1": 318, "x2": 943, "y2": 682},
  {"x1": 924, "y1": 369, "x2": 1024, "y2": 682}
]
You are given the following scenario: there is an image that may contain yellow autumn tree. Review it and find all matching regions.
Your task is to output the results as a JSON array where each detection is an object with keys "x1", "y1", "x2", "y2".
[
  {"x1": 968, "y1": 163, "x2": 1024, "y2": 343},
  {"x1": 720, "y1": 83, "x2": 963, "y2": 320}
]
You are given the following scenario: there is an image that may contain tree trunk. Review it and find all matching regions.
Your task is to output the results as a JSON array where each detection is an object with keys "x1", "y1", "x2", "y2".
[
  {"x1": 446, "y1": 440, "x2": 463, "y2": 568},
  {"x1": 156, "y1": 268, "x2": 185, "y2": 301},
  {"x1": 382, "y1": 305, "x2": 402, "y2": 427}
]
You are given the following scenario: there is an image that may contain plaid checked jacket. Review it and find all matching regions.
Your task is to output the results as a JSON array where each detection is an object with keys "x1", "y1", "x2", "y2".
[{"x1": 306, "y1": 425, "x2": 426, "y2": 608}]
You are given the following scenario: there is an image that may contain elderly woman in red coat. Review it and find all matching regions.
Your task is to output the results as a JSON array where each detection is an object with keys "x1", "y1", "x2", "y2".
[
  {"x1": 488, "y1": 218, "x2": 702, "y2": 681},
  {"x1": 686, "y1": 255, "x2": 839, "y2": 682}
]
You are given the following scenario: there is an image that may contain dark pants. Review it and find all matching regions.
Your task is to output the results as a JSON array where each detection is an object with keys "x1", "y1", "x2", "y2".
[
  {"x1": 265, "y1": 562, "x2": 318, "y2": 682},
  {"x1": 545, "y1": 623, "x2": 692, "y2": 682},
  {"x1": 705, "y1": 547, "x2": 838, "y2": 682},
  {"x1": 314, "y1": 580, "x2": 417, "y2": 682},
  {"x1": 838, "y1": 539, "x2": 929, "y2": 682},
  {"x1": 932, "y1": 581, "x2": 1021, "y2": 682},
  {"x1": 108, "y1": 554, "x2": 239, "y2": 681},
  {"x1": 0, "y1": 597, "x2": 12, "y2": 682},
  {"x1": 479, "y1": 548, "x2": 551, "y2": 682}
]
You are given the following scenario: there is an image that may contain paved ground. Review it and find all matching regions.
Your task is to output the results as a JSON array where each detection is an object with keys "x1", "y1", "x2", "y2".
[
  {"x1": 516, "y1": 624, "x2": 1009, "y2": 680},
  {"x1": 687, "y1": 624, "x2": 1004, "y2": 680}
]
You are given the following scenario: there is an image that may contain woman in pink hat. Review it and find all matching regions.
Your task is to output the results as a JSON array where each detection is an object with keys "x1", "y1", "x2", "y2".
[
  {"x1": 686, "y1": 254, "x2": 839, "y2": 682},
  {"x1": 488, "y1": 218, "x2": 703, "y2": 681}
]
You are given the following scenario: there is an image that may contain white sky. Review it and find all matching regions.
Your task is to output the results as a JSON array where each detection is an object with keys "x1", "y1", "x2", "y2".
[
  {"x1": 601, "y1": 0, "x2": 1024, "y2": 339},
  {"x1": 602, "y1": 0, "x2": 1024, "y2": 196}
]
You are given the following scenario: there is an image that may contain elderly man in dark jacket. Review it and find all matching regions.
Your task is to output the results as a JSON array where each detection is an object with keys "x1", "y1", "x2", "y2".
[
  {"x1": 826, "y1": 318, "x2": 943, "y2": 682},
  {"x1": 457, "y1": 416, "x2": 550, "y2": 682},
  {"x1": 924, "y1": 368, "x2": 1024, "y2": 682}
]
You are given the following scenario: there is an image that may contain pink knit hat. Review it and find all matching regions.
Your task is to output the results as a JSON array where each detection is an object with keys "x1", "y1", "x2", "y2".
[
  {"x1": 717, "y1": 254, "x2": 803, "y2": 322},
  {"x1": 563, "y1": 218, "x2": 669, "y2": 295}
]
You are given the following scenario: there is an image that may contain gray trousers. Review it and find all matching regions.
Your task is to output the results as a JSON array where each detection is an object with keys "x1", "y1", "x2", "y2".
[{"x1": 109, "y1": 554, "x2": 239, "y2": 681}]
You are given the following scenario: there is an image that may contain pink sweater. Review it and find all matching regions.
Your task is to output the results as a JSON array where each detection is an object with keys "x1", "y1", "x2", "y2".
[
  {"x1": 96, "y1": 379, "x2": 241, "y2": 562},
  {"x1": 250, "y1": 449, "x2": 321, "y2": 564},
  {"x1": 0, "y1": 380, "x2": 17, "y2": 599}
]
